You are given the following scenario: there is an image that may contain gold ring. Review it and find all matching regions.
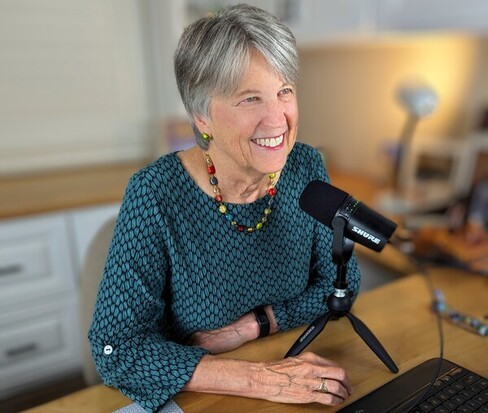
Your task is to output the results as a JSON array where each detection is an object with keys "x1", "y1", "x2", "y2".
[{"x1": 318, "y1": 378, "x2": 328, "y2": 393}]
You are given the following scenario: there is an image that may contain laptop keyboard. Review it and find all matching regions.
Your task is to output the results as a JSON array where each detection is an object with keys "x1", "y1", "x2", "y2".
[{"x1": 338, "y1": 358, "x2": 488, "y2": 413}]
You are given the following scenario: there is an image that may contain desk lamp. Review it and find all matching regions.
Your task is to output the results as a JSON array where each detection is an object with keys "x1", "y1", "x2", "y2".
[
  {"x1": 378, "y1": 82, "x2": 439, "y2": 215},
  {"x1": 392, "y1": 81, "x2": 438, "y2": 192}
]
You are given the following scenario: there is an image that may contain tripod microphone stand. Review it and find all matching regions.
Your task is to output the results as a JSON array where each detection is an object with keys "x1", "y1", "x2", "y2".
[{"x1": 284, "y1": 216, "x2": 399, "y2": 374}]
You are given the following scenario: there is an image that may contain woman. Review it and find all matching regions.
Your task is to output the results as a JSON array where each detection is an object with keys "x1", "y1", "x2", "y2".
[{"x1": 89, "y1": 4, "x2": 360, "y2": 412}]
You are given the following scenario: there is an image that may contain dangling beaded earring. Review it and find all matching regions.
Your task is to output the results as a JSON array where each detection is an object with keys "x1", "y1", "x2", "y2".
[{"x1": 201, "y1": 133, "x2": 212, "y2": 141}]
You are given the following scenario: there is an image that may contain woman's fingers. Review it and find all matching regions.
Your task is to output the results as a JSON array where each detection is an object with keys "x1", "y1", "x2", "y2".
[
  {"x1": 259, "y1": 352, "x2": 353, "y2": 406},
  {"x1": 314, "y1": 377, "x2": 350, "y2": 401},
  {"x1": 318, "y1": 366, "x2": 353, "y2": 396},
  {"x1": 298, "y1": 352, "x2": 353, "y2": 396},
  {"x1": 313, "y1": 389, "x2": 347, "y2": 406}
]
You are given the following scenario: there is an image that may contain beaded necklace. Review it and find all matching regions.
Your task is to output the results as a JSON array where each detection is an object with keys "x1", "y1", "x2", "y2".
[{"x1": 204, "y1": 152, "x2": 277, "y2": 233}]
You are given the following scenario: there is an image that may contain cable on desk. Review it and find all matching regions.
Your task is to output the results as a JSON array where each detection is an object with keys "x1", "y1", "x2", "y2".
[{"x1": 388, "y1": 242, "x2": 445, "y2": 412}]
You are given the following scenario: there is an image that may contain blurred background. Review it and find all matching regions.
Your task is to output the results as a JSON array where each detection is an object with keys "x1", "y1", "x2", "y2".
[{"x1": 1, "y1": 0, "x2": 488, "y2": 411}]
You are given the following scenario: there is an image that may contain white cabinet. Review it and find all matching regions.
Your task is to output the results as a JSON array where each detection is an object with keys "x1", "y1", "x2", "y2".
[
  {"x1": 290, "y1": 0, "x2": 488, "y2": 39},
  {"x1": 0, "y1": 301, "x2": 80, "y2": 399},
  {"x1": 288, "y1": 0, "x2": 488, "y2": 43},
  {"x1": 0, "y1": 204, "x2": 119, "y2": 398},
  {"x1": 286, "y1": 0, "x2": 378, "y2": 45},
  {"x1": 0, "y1": 213, "x2": 79, "y2": 398},
  {"x1": 166, "y1": 0, "x2": 488, "y2": 49},
  {"x1": 0, "y1": 215, "x2": 75, "y2": 306},
  {"x1": 167, "y1": 0, "x2": 378, "y2": 46},
  {"x1": 376, "y1": 0, "x2": 488, "y2": 33}
]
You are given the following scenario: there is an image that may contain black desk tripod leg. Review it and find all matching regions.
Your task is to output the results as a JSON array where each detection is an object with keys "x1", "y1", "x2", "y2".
[
  {"x1": 284, "y1": 312, "x2": 333, "y2": 358},
  {"x1": 346, "y1": 313, "x2": 399, "y2": 373}
]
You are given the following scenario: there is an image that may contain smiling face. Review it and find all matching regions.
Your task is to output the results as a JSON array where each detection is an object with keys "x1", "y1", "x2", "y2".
[{"x1": 194, "y1": 50, "x2": 298, "y2": 180}]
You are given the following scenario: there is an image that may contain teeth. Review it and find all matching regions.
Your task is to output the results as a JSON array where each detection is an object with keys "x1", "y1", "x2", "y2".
[{"x1": 255, "y1": 135, "x2": 283, "y2": 148}]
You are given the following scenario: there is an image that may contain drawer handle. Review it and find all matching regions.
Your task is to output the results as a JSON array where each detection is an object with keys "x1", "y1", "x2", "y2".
[
  {"x1": 6, "y1": 343, "x2": 39, "y2": 358},
  {"x1": 0, "y1": 264, "x2": 23, "y2": 277}
]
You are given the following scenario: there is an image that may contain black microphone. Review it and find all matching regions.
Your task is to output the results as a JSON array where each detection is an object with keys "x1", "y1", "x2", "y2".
[{"x1": 299, "y1": 180, "x2": 397, "y2": 252}]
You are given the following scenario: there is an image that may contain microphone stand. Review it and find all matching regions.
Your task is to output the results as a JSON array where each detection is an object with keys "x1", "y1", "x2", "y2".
[{"x1": 284, "y1": 216, "x2": 399, "y2": 374}]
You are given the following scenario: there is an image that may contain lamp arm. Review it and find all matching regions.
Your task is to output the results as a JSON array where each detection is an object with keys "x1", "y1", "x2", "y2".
[{"x1": 393, "y1": 114, "x2": 419, "y2": 192}]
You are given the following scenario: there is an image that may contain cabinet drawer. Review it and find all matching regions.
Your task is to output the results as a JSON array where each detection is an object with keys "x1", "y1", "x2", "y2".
[
  {"x1": 0, "y1": 315, "x2": 62, "y2": 367},
  {"x1": 0, "y1": 237, "x2": 50, "y2": 282},
  {"x1": 0, "y1": 213, "x2": 75, "y2": 304},
  {"x1": 0, "y1": 302, "x2": 81, "y2": 398}
]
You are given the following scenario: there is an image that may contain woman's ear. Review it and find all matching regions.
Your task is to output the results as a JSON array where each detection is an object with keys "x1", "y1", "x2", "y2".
[{"x1": 194, "y1": 113, "x2": 211, "y2": 135}]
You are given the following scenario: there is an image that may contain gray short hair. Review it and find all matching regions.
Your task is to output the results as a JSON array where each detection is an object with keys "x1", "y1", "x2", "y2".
[{"x1": 174, "y1": 4, "x2": 299, "y2": 150}]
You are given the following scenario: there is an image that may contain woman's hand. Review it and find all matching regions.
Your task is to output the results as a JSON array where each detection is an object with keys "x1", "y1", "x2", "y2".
[
  {"x1": 255, "y1": 352, "x2": 353, "y2": 406},
  {"x1": 185, "y1": 352, "x2": 352, "y2": 407}
]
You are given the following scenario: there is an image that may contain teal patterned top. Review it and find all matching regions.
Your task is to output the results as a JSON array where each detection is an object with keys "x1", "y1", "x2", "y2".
[{"x1": 88, "y1": 143, "x2": 361, "y2": 412}]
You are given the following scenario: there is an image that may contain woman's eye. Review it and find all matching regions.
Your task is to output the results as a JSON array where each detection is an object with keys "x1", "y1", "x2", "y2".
[
  {"x1": 237, "y1": 96, "x2": 259, "y2": 106},
  {"x1": 280, "y1": 87, "x2": 294, "y2": 96}
]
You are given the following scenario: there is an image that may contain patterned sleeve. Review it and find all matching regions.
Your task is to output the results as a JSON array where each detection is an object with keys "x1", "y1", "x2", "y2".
[
  {"x1": 272, "y1": 147, "x2": 361, "y2": 331},
  {"x1": 88, "y1": 173, "x2": 208, "y2": 413}
]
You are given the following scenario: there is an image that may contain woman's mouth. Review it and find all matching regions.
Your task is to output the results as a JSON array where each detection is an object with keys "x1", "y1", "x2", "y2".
[{"x1": 252, "y1": 134, "x2": 284, "y2": 148}]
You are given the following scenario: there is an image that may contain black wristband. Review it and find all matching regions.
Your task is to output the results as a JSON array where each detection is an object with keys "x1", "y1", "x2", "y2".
[{"x1": 253, "y1": 305, "x2": 270, "y2": 338}]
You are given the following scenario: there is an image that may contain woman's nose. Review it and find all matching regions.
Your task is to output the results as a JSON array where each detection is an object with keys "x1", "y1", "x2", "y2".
[{"x1": 262, "y1": 100, "x2": 287, "y2": 127}]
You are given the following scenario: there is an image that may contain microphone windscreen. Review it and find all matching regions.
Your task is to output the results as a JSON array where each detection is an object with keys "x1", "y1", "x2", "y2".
[{"x1": 299, "y1": 180, "x2": 348, "y2": 227}]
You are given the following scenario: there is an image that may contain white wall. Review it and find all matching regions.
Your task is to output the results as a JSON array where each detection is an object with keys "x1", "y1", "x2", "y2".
[{"x1": 297, "y1": 34, "x2": 488, "y2": 178}]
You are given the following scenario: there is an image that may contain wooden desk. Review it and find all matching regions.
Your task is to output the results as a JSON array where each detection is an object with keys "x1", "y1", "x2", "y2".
[
  {"x1": 0, "y1": 161, "x2": 147, "y2": 219},
  {"x1": 25, "y1": 268, "x2": 487, "y2": 413}
]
